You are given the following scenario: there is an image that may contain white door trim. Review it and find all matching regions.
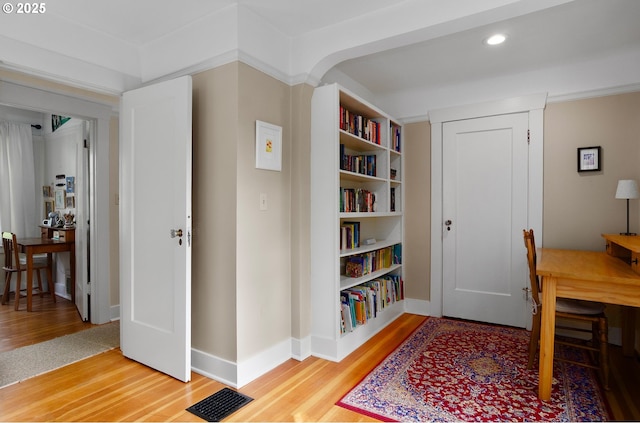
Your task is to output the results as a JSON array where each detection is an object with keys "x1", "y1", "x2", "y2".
[
  {"x1": 0, "y1": 79, "x2": 113, "y2": 324},
  {"x1": 429, "y1": 93, "x2": 546, "y2": 322}
]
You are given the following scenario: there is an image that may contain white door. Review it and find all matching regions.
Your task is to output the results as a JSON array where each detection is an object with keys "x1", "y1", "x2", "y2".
[
  {"x1": 442, "y1": 113, "x2": 528, "y2": 328},
  {"x1": 120, "y1": 76, "x2": 192, "y2": 382},
  {"x1": 74, "y1": 138, "x2": 89, "y2": 320}
]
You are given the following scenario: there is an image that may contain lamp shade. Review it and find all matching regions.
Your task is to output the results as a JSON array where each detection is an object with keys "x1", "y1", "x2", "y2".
[{"x1": 615, "y1": 179, "x2": 640, "y2": 199}]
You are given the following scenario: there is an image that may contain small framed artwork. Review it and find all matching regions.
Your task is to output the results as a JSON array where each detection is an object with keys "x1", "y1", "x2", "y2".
[
  {"x1": 55, "y1": 189, "x2": 66, "y2": 209},
  {"x1": 66, "y1": 176, "x2": 75, "y2": 193},
  {"x1": 577, "y1": 146, "x2": 601, "y2": 172},
  {"x1": 42, "y1": 185, "x2": 52, "y2": 198},
  {"x1": 255, "y1": 120, "x2": 282, "y2": 171},
  {"x1": 44, "y1": 200, "x2": 54, "y2": 218},
  {"x1": 66, "y1": 196, "x2": 75, "y2": 208}
]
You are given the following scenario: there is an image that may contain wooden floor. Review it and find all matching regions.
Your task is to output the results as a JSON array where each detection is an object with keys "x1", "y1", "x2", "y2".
[
  {"x1": 0, "y1": 304, "x2": 638, "y2": 421},
  {"x1": 0, "y1": 294, "x2": 95, "y2": 353}
]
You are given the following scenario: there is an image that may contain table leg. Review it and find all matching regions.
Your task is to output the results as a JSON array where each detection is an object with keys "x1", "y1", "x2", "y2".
[{"x1": 539, "y1": 275, "x2": 557, "y2": 401}]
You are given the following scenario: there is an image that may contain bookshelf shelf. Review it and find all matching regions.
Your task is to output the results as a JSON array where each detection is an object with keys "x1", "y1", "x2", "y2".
[{"x1": 311, "y1": 83, "x2": 404, "y2": 362}]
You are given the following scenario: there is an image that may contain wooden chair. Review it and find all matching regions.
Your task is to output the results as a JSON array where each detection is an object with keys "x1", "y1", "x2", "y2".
[
  {"x1": 523, "y1": 229, "x2": 609, "y2": 389},
  {"x1": 2, "y1": 232, "x2": 55, "y2": 310}
]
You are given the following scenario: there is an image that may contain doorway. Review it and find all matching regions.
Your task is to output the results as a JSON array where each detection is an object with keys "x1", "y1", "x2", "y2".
[
  {"x1": 0, "y1": 79, "x2": 113, "y2": 325},
  {"x1": 442, "y1": 113, "x2": 529, "y2": 327},
  {"x1": 429, "y1": 94, "x2": 546, "y2": 329}
]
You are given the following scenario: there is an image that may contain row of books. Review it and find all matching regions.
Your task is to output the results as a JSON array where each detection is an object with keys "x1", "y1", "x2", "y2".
[
  {"x1": 339, "y1": 106, "x2": 382, "y2": 144},
  {"x1": 391, "y1": 124, "x2": 401, "y2": 152},
  {"x1": 340, "y1": 187, "x2": 375, "y2": 213},
  {"x1": 340, "y1": 221, "x2": 360, "y2": 250},
  {"x1": 344, "y1": 244, "x2": 402, "y2": 278},
  {"x1": 340, "y1": 275, "x2": 404, "y2": 333},
  {"x1": 340, "y1": 144, "x2": 377, "y2": 177}
]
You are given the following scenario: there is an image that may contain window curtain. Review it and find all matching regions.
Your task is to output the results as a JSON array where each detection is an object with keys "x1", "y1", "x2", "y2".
[{"x1": 0, "y1": 121, "x2": 38, "y2": 238}]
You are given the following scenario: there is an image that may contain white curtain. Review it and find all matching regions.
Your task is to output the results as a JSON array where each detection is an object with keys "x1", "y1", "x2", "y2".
[{"x1": 0, "y1": 121, "x2": 38, "y2": 238}]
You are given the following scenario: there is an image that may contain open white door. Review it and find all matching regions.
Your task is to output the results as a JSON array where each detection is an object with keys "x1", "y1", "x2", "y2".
[
  {"x1": 74, "y1": 138, "x2": 89, "y2": 320},
  {"x1": 120, "y1": 76, "x2": 192, "y2": 382}
]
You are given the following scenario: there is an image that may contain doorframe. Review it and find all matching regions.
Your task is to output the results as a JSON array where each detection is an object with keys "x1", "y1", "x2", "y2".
[
  {"x1": 429, "y1": 93, "x2": 547, "y2": 324},
  {"x1": 0, "y1": 79, "x2": 113, "y2": 324}
]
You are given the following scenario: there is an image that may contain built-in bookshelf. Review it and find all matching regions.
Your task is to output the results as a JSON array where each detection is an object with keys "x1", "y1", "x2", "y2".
[{"x1": 311, "y1": 83, "x2": 404, "y2": 362}]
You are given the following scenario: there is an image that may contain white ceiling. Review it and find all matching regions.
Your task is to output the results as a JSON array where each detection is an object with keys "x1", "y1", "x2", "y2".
[{"x1": 1, "y1": 0, "x2": 640, "y2": 120}]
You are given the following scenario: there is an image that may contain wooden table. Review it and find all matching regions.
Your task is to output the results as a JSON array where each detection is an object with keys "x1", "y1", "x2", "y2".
[
  {"x1": 17, "y1": 237, "x2": 75, "y2": 312},
  {"x1": 535, "y1": 248, "x2": 640, "y2": 401},
  {"x1": 603, "y1": 234, "x2": 640, "y2": 357}
]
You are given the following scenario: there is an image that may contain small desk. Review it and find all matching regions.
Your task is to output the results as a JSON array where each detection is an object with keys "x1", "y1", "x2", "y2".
[
  {"x1": 17, "y1": 237, "x2": 75, "y2": 312},
  {"x1": 535, "y1": 248, "x2": 640, "y2": 401}
]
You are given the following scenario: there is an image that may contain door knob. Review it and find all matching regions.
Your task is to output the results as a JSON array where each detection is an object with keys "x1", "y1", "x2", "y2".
[
  {"x1": 170, "y1": 229, "x2": 183, "y2": 238},
  {"x1": 445, "y1": 220, "x2": 452, "y2": 231}
]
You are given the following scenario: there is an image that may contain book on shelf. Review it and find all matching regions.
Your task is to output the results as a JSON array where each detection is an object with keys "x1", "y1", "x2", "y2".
[
  {"x1": 339, "y1": 106, "x2": 381, "y2": 144},
  {"x1": 340, "y1": 144, "x2": 377, "y2": 177},
  {"x1": 340, "y1": 187, "x2": 375, "y2": 213},
  {"x1": 391, "y1": 124, "x2": 401, "y2": 152},
  {"x1": 339, "y1": 274, "x2": 404, "y2": 334},
  {"x1": 340, "y1": 221, "x2": 360, "y2": 250},
  {"x1": 390, "y1": 187, "x2": 395, "y2": 212},
  {"x1": 342, "y1": 244, "x2": 401, "y2": 278}
]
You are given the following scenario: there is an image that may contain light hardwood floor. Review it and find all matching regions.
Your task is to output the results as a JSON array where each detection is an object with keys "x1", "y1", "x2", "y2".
[{"x1": 1, "y1": 300, "x2": 638, "y2": 421}]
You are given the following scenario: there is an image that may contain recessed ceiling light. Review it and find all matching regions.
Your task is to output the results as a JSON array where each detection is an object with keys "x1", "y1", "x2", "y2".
[{"x1": 485, "y1": 34, "x2": 507, "y2": 46}]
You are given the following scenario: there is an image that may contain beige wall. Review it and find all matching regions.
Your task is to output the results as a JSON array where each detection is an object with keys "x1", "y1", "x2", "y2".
[
  {"x1": 289, "y1": 84, "x2": 313, "y2": 340},
  {"x1": 543, "y1": 92, "x2": 640, "y2": 345},
  {"x1": 543, "y1": 92, "x2": 640, "y2": 250},
  {"x1": 192, "y1": 63, "x2": 303, "y2": 363},
  {"x1": 404, "y1": 121, "x2": 431, "y2": 301},
  {"x1": 192, "y1": 63, "x2": 240, "y2": 361}
]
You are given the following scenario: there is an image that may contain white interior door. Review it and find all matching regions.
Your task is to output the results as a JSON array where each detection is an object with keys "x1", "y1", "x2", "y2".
[
  {"x1": 120, "y1": 76, "x2": 192, "y2": 382},
  {"x1": 74, "y1": 138, "x2": 88, "y2": 320},
  {"x1": 442, "y1": 113, "x2": 529, "y2": 328}
]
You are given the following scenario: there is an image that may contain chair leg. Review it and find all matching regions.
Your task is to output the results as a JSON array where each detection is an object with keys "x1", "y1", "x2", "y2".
[
  {"x1": 528, "y1": 310, "x2": 541, "y2": 370},
  {"x1": 13, "y1": 271, "x2": 21, "y2": 311},
  {"x1": 36, "y1": 270, "x2": 44, "y2": 298},
  {"x1": 45, "y1": 267, "x2": 56, "y2": 303},
  {"x1": 2, "y1": 272, "x2": 11, "y2": 305}
]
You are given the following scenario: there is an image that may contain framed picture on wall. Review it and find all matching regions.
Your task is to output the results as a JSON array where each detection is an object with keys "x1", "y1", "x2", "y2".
[
  {"x1": 577, "y1": 146, "x2": 601, "y2": 172},
  {"x1": 55, "y1": 189, "x2": 66, "y2": 209},
  {"x1": 255, "y1": 120, "x2": 282, "y2": 171},
  {"x1": 44, "y1": 200, "x2": 54, "y2": 218}
]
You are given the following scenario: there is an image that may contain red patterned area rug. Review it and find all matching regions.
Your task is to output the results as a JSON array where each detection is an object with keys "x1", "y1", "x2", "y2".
[{"x1": 337, "y1": 317, "x2": 610, "y2": 422}]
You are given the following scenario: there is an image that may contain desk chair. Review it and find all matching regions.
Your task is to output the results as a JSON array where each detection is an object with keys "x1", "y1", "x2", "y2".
[
  {"x1": 2, "y1": 232, "x2": 55, "y2": 310},
  {"x1": 523, "y1": 229, "x2": 609, "y2": 389}
]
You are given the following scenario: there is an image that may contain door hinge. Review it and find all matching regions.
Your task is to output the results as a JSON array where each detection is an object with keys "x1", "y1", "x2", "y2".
[{"x1": 527, "y1": 129, "x2": 530, "y2": 144}]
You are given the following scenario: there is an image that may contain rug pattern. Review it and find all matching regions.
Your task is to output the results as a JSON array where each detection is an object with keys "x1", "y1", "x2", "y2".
[{"x1": 337, "y1": 318, "x2": 610, "y2": 422}]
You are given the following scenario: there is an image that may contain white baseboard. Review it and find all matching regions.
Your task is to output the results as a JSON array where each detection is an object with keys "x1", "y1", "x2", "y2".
[
  {"x1": 192, "y1": 337, "x2": 294, "y2": 388},
  {"x1": 403, "y1": 298, "x2": 430, "y2": 316},
  {"x1": 291, "y1": 335, "x2": 311, "y2": 361}
]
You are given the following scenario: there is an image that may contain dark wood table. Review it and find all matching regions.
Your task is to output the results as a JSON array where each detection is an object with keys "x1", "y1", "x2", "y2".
[{"x1": 17, "y1": 237, "x2": 75, "y2": 311}]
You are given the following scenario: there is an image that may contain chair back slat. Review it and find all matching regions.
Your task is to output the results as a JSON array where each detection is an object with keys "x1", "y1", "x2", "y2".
[
  {"x1": 2, "y1": 232, "x2": 21, "y2": 271},
  {"x1": 523, "y1": 229, "x2": 541, "y2": 306}
]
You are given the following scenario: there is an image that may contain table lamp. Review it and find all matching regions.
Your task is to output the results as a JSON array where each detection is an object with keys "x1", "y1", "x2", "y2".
[{"x1": 615, "y1": 179, "x2": 639, "y2": 235}]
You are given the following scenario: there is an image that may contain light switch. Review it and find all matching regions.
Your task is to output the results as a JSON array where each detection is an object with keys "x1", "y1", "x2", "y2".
[{"x1": 260, "y1": 193, "x2": 268, "y2": 210}]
